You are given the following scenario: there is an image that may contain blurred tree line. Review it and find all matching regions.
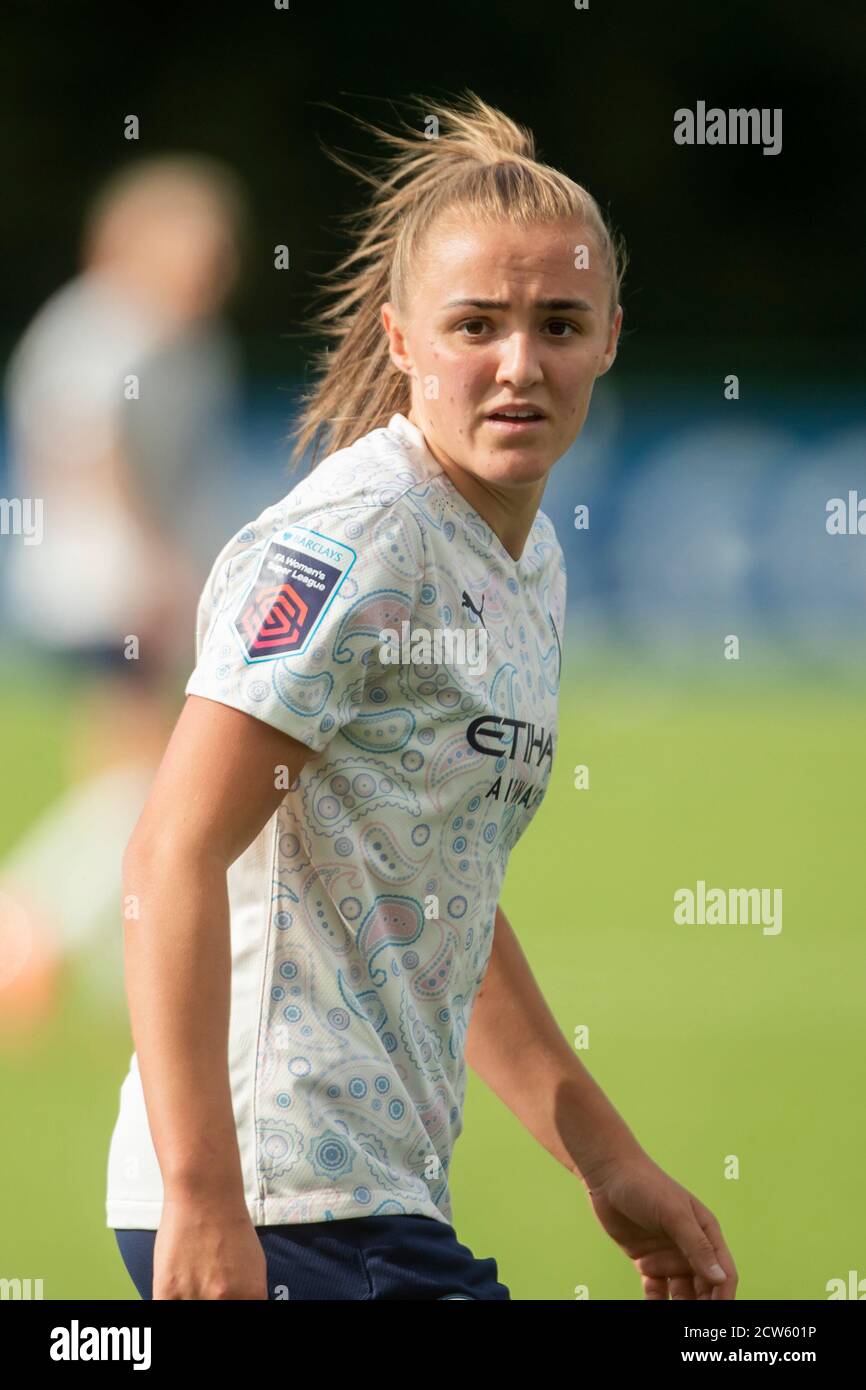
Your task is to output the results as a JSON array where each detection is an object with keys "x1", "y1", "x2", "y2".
[{"x1": 1, "y1": 0, "x2": 862, "y2": 387}]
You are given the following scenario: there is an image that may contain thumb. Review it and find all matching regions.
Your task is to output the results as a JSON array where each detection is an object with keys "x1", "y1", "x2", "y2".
[{"x1": 668, "y1": 1207, "x2": 727, "y2": 1284}]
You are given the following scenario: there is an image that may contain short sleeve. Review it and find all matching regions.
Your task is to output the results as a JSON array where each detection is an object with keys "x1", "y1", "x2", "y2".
[{"x1": 184, "y1": 496, "x2": 426, "y2": 754}]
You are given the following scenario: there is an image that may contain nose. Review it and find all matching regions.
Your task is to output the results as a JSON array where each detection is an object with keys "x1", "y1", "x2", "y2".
[{"x1": 495, "y1": 332, "x2": 544, "y2": 389}]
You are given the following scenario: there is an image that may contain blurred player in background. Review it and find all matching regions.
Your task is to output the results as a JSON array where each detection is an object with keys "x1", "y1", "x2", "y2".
[{"x1": 0, "y1": 154, "x2": 249, "y2": 1037}]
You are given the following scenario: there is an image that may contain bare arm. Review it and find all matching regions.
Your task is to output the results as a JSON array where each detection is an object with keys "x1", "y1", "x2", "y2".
[
  {"x1": 121, "y1": 693, "x2": 315, "y2": 1296},
  {"x1": 465, "y1": 903, "x2": 739, "y2": 1299},
  {"x1": 464, "y1": 901, "x2": 643, "y2": 1188}
]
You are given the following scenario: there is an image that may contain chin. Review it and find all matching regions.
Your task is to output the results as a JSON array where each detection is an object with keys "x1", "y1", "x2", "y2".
[{"x1": 476, "y1": 449, "x2": 552, "y2": 484}]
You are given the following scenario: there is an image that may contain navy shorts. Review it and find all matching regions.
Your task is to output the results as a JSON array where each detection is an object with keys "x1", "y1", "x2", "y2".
[
  {"x1": 21, "y1": 640, "x2": 163, "y2": 687},
  {"x1": 115, "y1": 1214, "x2": 511, "y2": 1300}
]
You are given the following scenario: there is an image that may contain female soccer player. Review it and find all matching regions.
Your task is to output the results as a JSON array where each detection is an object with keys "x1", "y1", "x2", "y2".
[{"x1": 107, "y1": 92, "x2": 738, "y2": 1301}]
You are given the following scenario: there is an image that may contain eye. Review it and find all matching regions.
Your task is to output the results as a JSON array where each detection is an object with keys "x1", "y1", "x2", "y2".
[
  {"x1": 456, "y1": 318, "x2": 491, "y2": 337},
  {"x1": 454, "y1": 317, "x2": 582, "y2": 339},
  {"x1": 545, "y1": 319, "x2": 581, "y2": 337}
]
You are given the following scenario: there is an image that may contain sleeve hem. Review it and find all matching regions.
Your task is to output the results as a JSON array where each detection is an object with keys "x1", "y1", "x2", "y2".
[{"x1": 183, "y1": 682, "x2": 329, "y2": 755}]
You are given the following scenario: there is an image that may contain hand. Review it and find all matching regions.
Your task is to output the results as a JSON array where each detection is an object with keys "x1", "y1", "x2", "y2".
[
  {"x1": 581, "y1": 1150, "x2": 738, "y2": 1300},
  {"x1": 153, "y1": 1197, "x2": 269, "y2": 1300}
]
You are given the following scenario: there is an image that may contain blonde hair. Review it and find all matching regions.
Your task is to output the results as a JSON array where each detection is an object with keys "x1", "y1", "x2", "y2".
[{"x1": 289, "y1": 90, "x2": 627, "y2": 471}]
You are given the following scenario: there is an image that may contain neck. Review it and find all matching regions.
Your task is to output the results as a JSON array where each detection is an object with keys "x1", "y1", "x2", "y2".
[{"x1": 408, "y1": 412, "x2": 546, "y2": 563}]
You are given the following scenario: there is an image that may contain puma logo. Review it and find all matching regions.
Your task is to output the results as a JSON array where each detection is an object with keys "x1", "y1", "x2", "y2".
[{"x1": 461, "y1": 590, "x2": 486, "y2": 630}]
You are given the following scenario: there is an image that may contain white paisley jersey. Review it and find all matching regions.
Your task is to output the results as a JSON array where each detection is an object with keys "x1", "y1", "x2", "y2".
[{"x1": 105, "y1": 411, "x2": 566, "y2": 1230}]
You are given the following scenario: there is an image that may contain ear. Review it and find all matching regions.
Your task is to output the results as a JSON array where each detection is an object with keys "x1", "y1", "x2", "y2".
[
  {"x1": 381, "y1": 302, "x2": 413, "y2": 376},
  {"x1": 596, "y1": 303, "x2": 623, "y2": 378}
]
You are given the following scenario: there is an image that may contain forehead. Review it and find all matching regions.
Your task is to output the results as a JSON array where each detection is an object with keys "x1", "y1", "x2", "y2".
[{"x1": 414, "y1": 213, "x2": 601, "y2": 292}]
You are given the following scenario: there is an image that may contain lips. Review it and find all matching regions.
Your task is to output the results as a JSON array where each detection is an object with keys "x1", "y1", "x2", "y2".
[
  {"x1": 484, "y1": 408, "x2": 548, "y2": 432},
  {"x1": 486, "y1": 406, "x2": 547, "y2": 421}
]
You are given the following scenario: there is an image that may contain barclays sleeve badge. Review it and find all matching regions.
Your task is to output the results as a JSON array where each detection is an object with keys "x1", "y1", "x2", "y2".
[{"x1": 232, "y1": 526, "x2": 356, "y2": 662}]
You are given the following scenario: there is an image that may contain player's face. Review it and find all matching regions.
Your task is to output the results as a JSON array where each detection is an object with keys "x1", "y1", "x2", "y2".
[
  {"x1": 123, "y1": 204, "x2": 238, "y2": 325},
  {"x1": 383, "y1": 215, "x2": 622, "y2": 490}
]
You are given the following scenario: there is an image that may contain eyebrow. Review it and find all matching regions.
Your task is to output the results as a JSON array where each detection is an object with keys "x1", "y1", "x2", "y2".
[{"x1": 442, "y1": 297, "x2": 594, "y2": 312}]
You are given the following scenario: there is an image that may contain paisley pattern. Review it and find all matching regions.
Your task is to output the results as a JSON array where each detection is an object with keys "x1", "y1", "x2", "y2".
[{"x1": 105, "y1": 412, "x2": 566, "y2": 1232}]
